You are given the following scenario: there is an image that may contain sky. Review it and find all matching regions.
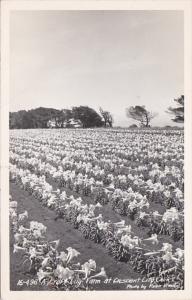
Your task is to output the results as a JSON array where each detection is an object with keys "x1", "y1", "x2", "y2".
[{"x1": 10, "y1": 10, "x2": 184, "y2": 126}]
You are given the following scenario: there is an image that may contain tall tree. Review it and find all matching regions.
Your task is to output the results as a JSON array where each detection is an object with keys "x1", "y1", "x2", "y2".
[
  {"x1": 9, "y1": 107, "x2": 61, "y2": 129},
  {"x1": 126, "y1": 105, "x2": 157, "y2": 127},
  {"x1": 99, "y1": 107, "x2": 113, "y2": 127},
  {"x1": 9, "y1": 111, "x2": 27, "y2": 129},
  {"x1": 72, "y1": 106, "x2": 103, "y2": 128},
  {"x1": 166, "y1": 95, "x2": 184, "y2": 123}
]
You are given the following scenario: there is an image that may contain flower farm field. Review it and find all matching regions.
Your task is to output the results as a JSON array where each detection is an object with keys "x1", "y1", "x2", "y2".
[{"x1": 9, "y1": 128, "x2": 184, "y2": 291}]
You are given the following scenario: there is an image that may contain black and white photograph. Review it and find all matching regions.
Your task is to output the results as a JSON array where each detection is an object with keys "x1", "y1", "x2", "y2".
[{"x1": 1, "y1": 1, "x2": 192, "y2": 299}]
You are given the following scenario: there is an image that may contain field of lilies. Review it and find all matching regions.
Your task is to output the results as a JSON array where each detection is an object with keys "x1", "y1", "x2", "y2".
[{"x1": 9, "y1": 128, "x2": 184, "y2": 290}]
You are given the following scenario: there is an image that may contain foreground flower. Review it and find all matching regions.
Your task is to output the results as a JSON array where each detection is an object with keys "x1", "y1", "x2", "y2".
[
  {"x1": 37, "y1": 268, "x2": 53, "y2": 282},
  {"x1": 95, "y1": 203, "x2": 102, "y2": 208},
  {"x1": 9, "y1": 201, "x2": 17, "y2": 209},
  {"x1": 41, "y1": 257, "x2": 51, "y2": 269},
  {"x1": 143, "y1": 234, "x2": 159, "y2": 245},
  {"x1": 14, "y1": 233, "x2": 24, "y2": 244},
  {"x1": 66, "y1": 247, "x2": 80, "y2": 263},
  {"x1": 114, "y1": 220, "x2": 125, "y2": 228},
  {"x1": 162, "y1": 251, "x2": 175, "y2": 263},
  {"x1": 87, "y1": 267, "x2": 107, "y2": 281},
  {"x1": 175, "y1": 248, "x2": 184, "y2": 260},
  {"x1": 162, "y1": 208, "x2": 179, "y2": 223},
  {"x1": 152, "y1": 211, "x2": 162, "y2": 219},
  {"x1": 13, "y1": 244, "x2": 26, "y2": 253},
  {"x1": 18, "y1": 211, "x2": 28, "y2": 222},
  {"x1": 160, "y1": 243, "x2": 172, "y2": 253},
  {"x1": 54, "y1": 265, "x2": 74, "y2": 281},
  {"x1": 97, "y1": 220, "x2": 109, "y2": 231},
  {"x1": 33, "y1": 229, "x2": 44, "y2": 239},
  {"x1": 57, "y1": 251, "x2": 68, "y2": 264},
  {"x1": 117, "y1": 225, "x2": 132, "y2": 236},
  {"x1": 120, "y1": 234, "x2": 139, "y2": 249},
  {"x1": 81, "y1": 259, "x2": 97, "y2": 278},
  {"x1": 30, "y1": 221, "x2": 47, "y2": 234},
  {"x1": 144, "y1": 251, "x2": 160, "y2": 256},
  {"x1": 49, "y1": 239, "x2": 60, "y2": 250},
  {"x1": 18, "y1": 225, "x2": 30, "y2": 233}
]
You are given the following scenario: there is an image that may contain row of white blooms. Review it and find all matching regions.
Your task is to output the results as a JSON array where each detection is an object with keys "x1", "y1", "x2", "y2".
[
  {"x1": 11, "y1": 131, "x2": 184, "y2": 207},
  {"x1": 9, "y1": 195, "x2": 107, "y2": 290},
  {"x1": 10, "y1": 141, "x2": 183, "y2": 187},
  {"x1": 10, "y1": 136, "x2": 183, "y2": 162},
  {"x1": 10, "y1": 130, "x2": 183, "y2": 184},
  {"x1": 9, "y1": 150, "x2": 184, "y2": 242},
  {"x1": 10, "y1": 163, "x2": 156, "y2": 249},
  {"x1": 9, "y1": 162, "x2": 184, "y2": 287},
  {"x1": 10, "y1": 145, "x2": 184, "y2": 212},
  {"x1": 9, "y1": 130, "x2": 183, "y2": 172},
  {"x1": 10, "y1": 130, "x2": 183, "y2": 172}
]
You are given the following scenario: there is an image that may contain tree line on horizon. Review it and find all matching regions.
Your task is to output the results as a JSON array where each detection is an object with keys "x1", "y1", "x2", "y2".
[
  {"x1": 9, "y1": 95, "x2": 184, "y2": 129},
  {"x1": 9, "y1": 106, "x2": 114, "y2": 129}
]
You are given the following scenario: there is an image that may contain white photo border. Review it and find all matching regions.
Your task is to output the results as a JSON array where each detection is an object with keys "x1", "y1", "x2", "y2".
[{"x1": 1, "y1": 1, "x2": 192, "y2": 300}]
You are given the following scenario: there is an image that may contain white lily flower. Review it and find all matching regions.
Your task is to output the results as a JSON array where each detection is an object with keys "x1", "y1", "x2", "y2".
[
  {"x1": 144, "y1": 251, "x2": 160, "y2": 256},
  {"x1": 18, "y1": 211, "x2": 28, "y2": 222},
  {"x1": 54, "y1": 265, "x2": 74, "y2": 281},
  {"x1": 57, "y1": 251, "x2": 68, "y2": 263},
  {"x1": 81, "y1": 259, "x2": 96, "y2": 278},
  {"x1": 9, "y1": 209, "x2": 17, "y2": 219},
  {"x1": 152, "y1": 211, "x2": 162, "y2": 218},
  {"x1": 50, "y1": 239, "x2": 60, "y2": 250},
  {"x1": 139, "y1": 212, "x2": 148, "y2": 219},
  {"x1": 160, "y1": 243, "x2": 173, "y2": 253},
  {"x1": 41, "y1": 257, "x2": 51, "y2": 269},
  {"x1": 88, "y1": 267, "x2": 107, "y2": 281},
  {"x1": 14, "y1": 233, "x2": 24, "y2": 244},
  {"x1": 66, "y1": 247, "x2": 80, "y2": 263},
  {"x1": 18, "y1": 225, "x2": 30, "y2": 233},
  {"x1": 32, "y1": 229, "x2": 43, "y2": 239},
  {"x1": 22, "y1": 237, "x2": 30, "y2": 247},
  {"x1": 37, "y1": 268, "x2": 53, "y2": 282},
  {"x1": 162, "y1": 251, "x2": 175, "y2": 263},
  {"x1": 9, "y1": 201, "x2": 17, "y2": 209},
  {"x1": 114, "y1": 220, "x2": 125, "y2": 228},
  {"x1": 95, "y1": 203, "x2": 102, "y2": 208},
  {"x1": 30, "y1": 221, "x2": 47, "y2": 234},
  {"x1": 175, "y1": 248, "x2": 184, "y2": 260},
  {"x1": 97, "y1": 220, "x2": 109, "y2": 231},
  {"x1": 13, "y1": 244, "x2": 26, "y2": 253},
  {"x1": 162, "y1": 208, "x2": 179, "y2": 223},
  {"x1": 143, "y1": 234, "x2": 159, "y2": 245}
]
